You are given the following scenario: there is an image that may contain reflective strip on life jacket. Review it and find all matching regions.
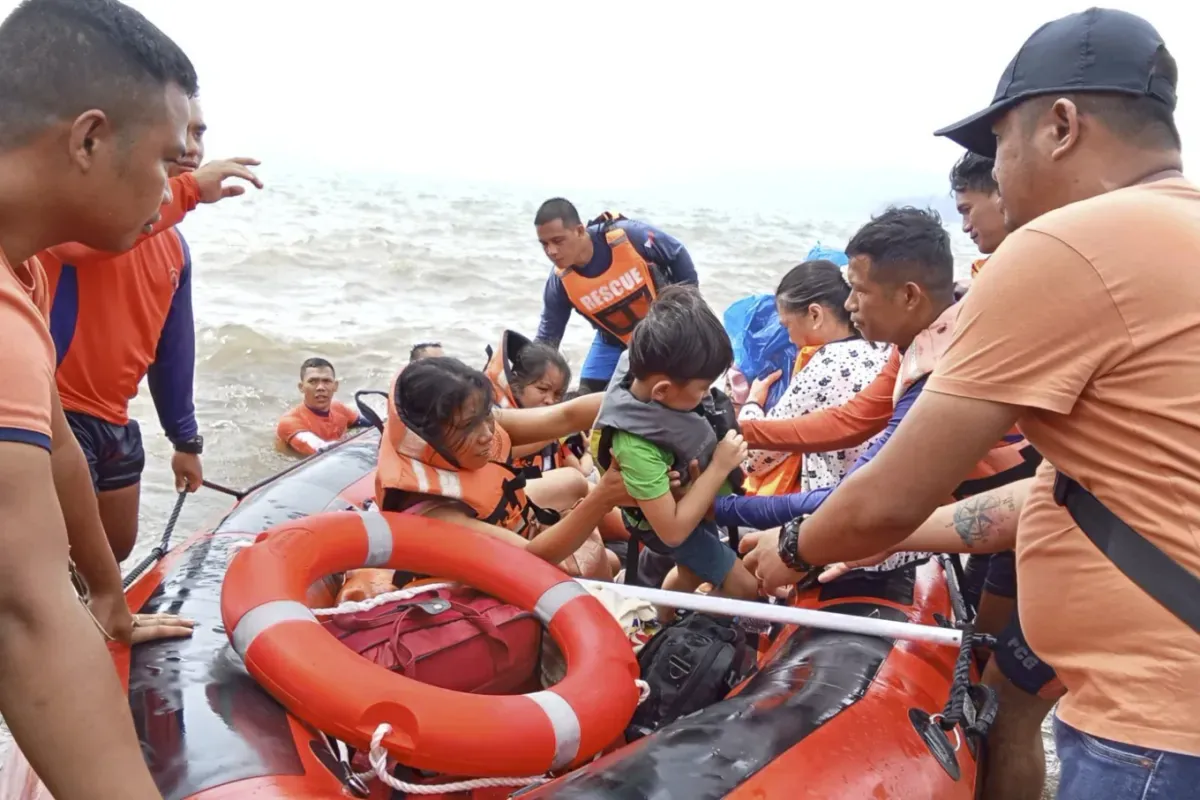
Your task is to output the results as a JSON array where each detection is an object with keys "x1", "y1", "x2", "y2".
[
  {"x1": 558, "y1": 228, "x2": 659, "y2": 345},
  {"x1": 375, "y1": 372, "x2": 539, "y2": 536}
]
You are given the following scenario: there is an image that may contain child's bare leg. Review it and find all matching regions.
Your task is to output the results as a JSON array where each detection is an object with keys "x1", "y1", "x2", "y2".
[
  {"x1": 713, "y1": 558, "x2": 759, "y2": 601},
  {"x1": 658, "y1": 564, "x2": 703, "y2": 623}
]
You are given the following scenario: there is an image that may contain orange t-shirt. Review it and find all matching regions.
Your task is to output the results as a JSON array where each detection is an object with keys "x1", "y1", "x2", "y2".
[
  {"x1": 0, "y1": 250, "x2": 55, "y2": 451},
  {"x1": 40, "y1": 173, "x2": 200, "y2": 427},
  {"x1": 42, "y1": 228, "x2": 189, "y2": 426},
  {"x1": 276, "y1": 401, "x2": 360, "y2": 455},
  {"x1": 927, "y1": 177, "x2": 1200, "y2": 756}
]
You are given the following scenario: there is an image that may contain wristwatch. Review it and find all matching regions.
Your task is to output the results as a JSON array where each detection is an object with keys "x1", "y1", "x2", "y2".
[
  {"x1": 173, "y1": 435, "x2": 204, "y2": 455},
  {"x1": 778, "y1": 518, "x2": 818, "y2": 574}
]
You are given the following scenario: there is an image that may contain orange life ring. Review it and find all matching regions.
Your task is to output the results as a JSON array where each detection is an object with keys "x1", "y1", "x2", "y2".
[{"x1": 220, "y1": 510, "x2": 640, "y2": 777}]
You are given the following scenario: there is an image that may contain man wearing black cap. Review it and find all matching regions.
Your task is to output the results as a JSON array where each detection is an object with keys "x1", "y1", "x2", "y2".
[{"x1": 743, "y1": 8, "x2": 1200, "y2": 799}]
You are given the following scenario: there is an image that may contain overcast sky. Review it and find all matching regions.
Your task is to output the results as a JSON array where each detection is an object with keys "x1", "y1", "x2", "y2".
[{"x1": 4, "y1": 1, "x2": 1195, "y2": 206}]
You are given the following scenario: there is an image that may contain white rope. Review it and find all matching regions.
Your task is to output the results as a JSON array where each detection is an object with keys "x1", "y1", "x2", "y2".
[
  {"x1": 355, "y1": 680, "x2": 651, "y2": 792},
  {"x1": 311, "y1": 582, "x2": 458, "y2": 616},
  {"x1": 365, "y1": 723, "x2": 549, "y2": 794}
]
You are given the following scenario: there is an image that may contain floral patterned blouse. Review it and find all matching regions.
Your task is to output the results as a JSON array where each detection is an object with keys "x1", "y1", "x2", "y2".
[{"x1": 740, "y1": 337, "x2": 889, "y2": 492}]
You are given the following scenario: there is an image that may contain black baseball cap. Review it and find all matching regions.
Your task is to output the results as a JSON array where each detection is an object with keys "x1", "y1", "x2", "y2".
[{"x1": 935, "y1": 8, "x2": 1177, "y2": 157}]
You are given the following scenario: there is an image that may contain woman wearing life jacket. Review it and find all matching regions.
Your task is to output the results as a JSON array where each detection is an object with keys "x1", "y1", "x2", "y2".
[
  {"x1": 484, "y1": 330, "x2": 591, "y2": 478},
  {"x1": 376, "y1": 357, "x2": 627, "y2": 579},
  {"x1": 739, "y1": 259, "x2": 889, "y2": 496}
]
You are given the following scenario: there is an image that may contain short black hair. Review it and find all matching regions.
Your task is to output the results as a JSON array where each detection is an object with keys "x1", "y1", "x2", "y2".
[
  {"x1": 535, "y1": 198, "x2": 582, "y2": 228},
  {"x1": 409, "y1": 341, "x2": 442, "y2": 362},
  {"x1": 511, "y1": 341, "x2": 571, "y2": 396},
  {"x1": 949, "y1": 152, "x2": 998, "y2": 195},
  {"x1": 1017, "y1": 48, "x2": 1180, "y2": 151},
  {"x1": 0, "y1": 0, "x2": 199, "y2": 150},
  {"x1": 395, "y1": 357, "x2": 493, "y2": 454},
  {"x1": 845, "y1": 206, "x2": 954, "y2": 297},
  {"x1": 775, "y1": 259, "x2": 856, "y2": 330},
  {"x1": 300, "y1": 357, "x2": 335, "y2": 379},
  {"x1": 628, "y1": 285, "x2": 733, "y2": 384}
]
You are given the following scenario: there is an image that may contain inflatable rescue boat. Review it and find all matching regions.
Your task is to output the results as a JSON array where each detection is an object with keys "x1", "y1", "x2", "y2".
[{"x1": 0, "y1": 430, "x2": 992, "y2": 799}]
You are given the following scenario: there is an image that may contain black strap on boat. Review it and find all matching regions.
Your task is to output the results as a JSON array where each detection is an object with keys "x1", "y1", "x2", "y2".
[
  {"x1": 1053, "y1": 470, "x2": 1200, "y2": 634},
  {"x1": 354, "y1": 390, "x2": 389, "y2": 434}
]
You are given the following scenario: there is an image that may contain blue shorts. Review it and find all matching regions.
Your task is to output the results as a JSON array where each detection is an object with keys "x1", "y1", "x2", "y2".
[
  {"x1": 993, "y1": 606, "x2": 1063, "y2": 699},
  {"x1": 580, "y1": 332, "x2": 624, "y2": 383},
  {"x1": 984, "y1": 550, "x2": 1017, "y2": 597},
  {"x1": 1055, "y1": 716, "x2": 1200, "y2": 800},
  {"x1": 636, "y1": 520, "x2": 737, "y2": 588},
  {"x1": 65, "y1": 411, "x2": 145, "y2": 492},
  {"x1": 961, "y1": 550, "x2": 1018, "y2": 611}
]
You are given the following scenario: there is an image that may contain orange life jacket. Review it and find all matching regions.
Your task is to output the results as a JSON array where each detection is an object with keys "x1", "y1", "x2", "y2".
[
  {"x1": 971, "y1": 257, "x2": 988, "y2": 278},
  {"x1": 483, "y1": 329, "x2": 572, "y2": 473},
  {"x1": 483, "y1": 329, "x2": 529, "y2": 410},
  {"x1": 744, "y1": 345, "x2": 820, "y2": 496},
  {"x1": 557, "y1": 213, "x2": 661, "y2": 345},
  {"x1": 895, "y1": 302, "x2": 1039, "y2": 495},
  {"x1": 374, "y1": 378, "x2": 553, "y2": 538}
]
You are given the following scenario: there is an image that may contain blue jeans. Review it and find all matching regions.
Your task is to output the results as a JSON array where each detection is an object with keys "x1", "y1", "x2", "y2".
[{"x1": 1055, "y1": 716, "x2": 1200, "y2": 799}]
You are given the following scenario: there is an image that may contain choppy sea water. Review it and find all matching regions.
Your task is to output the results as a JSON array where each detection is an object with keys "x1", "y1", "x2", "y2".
[{"x1": 0, "y1": 169, "x2": 1058, "y2": 795}]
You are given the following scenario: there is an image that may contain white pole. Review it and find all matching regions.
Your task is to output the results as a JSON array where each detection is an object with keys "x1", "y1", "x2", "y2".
[{"x1": 576, "y1": 579, "x2": 963, "y2": 647}]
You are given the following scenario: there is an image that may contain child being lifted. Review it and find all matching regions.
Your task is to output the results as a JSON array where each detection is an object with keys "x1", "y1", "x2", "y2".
[{"x1": 595, "y1": 285, "x2": 759, "y2": 604}]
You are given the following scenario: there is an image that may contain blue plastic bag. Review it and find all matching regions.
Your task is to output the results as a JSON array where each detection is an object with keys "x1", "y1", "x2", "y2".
[
  {"x1": 723, "y1": 294, "x2": 797, "y2": 412},
  {"x1": 806, "y1": 242, "x2": 849, "y2": 266},
  {"x1": 724, "y1": 244, "x2": 849, "y2": 411}
]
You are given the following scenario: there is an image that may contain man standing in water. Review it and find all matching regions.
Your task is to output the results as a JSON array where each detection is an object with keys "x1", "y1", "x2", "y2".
[
  {"x1": 42, "y1": 95, "x2": 263, "y2": 561},
  {"x1": 745, "y1": 9, "x2": 1200, "y2": 799},
  {"x1": 276, "y1": 357, "x2": 370, "y2": 455},
  {"x1": 0, "y1": 0, "x2": 200, "y2": 796},
  {"x1": 533, "y1": 198, "x2": 699, "y2": 392}
]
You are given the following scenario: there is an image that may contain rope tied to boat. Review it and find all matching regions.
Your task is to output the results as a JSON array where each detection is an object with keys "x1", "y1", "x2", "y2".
[
  {"x1": 121, "y1": 491, "x2": 188, "y2": 589},
  {"x1": 935, "y1": 619, "x2": 1000, "y2": 741},
  {"x1": 359, "y1": 723, "x2": 550, "y2": 794},
  {"x1": 358, "y1": 678, "x2": 651, "y2": 796}
]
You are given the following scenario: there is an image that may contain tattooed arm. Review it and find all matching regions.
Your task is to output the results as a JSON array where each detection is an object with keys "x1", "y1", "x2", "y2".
[
  {"x1": 939, "y1": 479, "x2": 1031, "y2": 551},
  {"x1": 818, "y1": 478, "x2": 1032, "y2": 581}
]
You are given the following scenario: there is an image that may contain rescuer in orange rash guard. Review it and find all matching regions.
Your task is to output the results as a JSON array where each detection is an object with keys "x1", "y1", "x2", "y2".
[
  {"x1": 276, "y1": 357, "x2": 371, "y2": 456},
  {"x1": 41, "y1": 96, "x2": 263, "y2": 561}
]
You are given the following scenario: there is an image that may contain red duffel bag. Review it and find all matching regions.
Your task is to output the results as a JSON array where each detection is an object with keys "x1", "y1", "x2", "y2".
[{"x1": 321, "y1": 586, "x2": 542, "y2": 694}]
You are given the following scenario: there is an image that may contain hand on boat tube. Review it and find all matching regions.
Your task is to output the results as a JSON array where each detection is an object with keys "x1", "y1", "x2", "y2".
[
  {"x1": 746, "y1": 370, "x2": 783, "y2": 409},
  {"x1": 172, "y1": 451, "x2": 204, "y2": 493},
  {"x1": 738, "y1": 528, "x2": 808, "y2": 595},
  {"x1": 192, "y1": 157, "x2": 264, "y2": 203},
  {"x1": 129, "y1": 612, "x2": 197, "y2": 645},
  {"x1": 88, "y1": 589, "x2": 196, "y2": 645}
]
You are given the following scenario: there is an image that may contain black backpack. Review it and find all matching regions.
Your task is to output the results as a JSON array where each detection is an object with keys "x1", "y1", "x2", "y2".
[{"x1": 626, "y1": 612, "x2": 753, "y2": 741}]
